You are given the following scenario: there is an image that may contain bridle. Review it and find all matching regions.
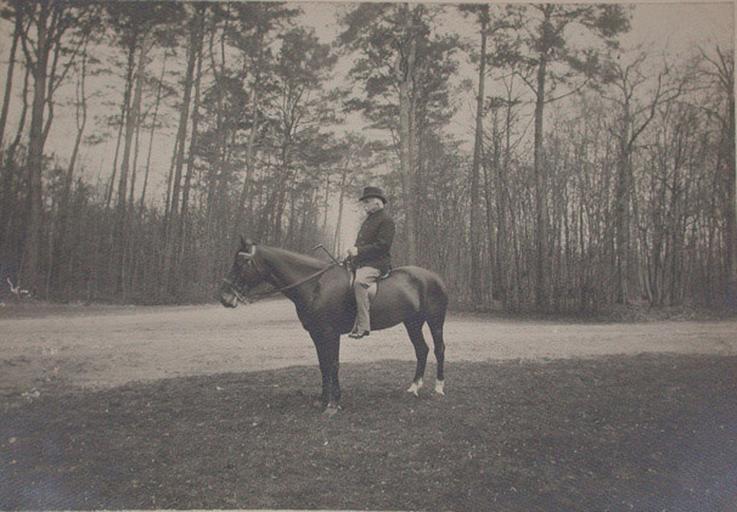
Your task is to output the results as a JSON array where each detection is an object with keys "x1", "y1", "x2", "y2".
[
  {"x1": 222, "y1": 247, "x2": 341, "y2": 304},
  {"x1": 221, "y1": 276, "x2": 250, "y2": 304}
]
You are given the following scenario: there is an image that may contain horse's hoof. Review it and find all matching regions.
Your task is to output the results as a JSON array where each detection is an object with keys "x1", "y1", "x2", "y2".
[
  {"x1": 435, "y1": 380, "x2": 445, "y2": 396},
  {"x1": 322, "y1": 404, "x2": 340, "y2": 417},
  {"x1": 407, "y1": 379, "x2": 423, "y2": 397}
]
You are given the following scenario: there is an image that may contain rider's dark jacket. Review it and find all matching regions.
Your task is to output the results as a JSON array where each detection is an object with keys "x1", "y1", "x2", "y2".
[{"x1": 354, "y1": 208, "x2": 395, "y2": 273}]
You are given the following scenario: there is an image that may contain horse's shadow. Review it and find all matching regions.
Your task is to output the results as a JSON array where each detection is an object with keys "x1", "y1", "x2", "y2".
[{"x1": 218, "y1": 360, "x2": 447, "y2": 417}]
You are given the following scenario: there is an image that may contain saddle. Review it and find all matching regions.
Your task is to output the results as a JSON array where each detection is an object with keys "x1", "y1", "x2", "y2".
[
  {"x1": 367, "y1": 269, "x2": 391, "y2": 301},
  {"x1": 348, "y1": 267, "x2": 392, "y2": 302}
]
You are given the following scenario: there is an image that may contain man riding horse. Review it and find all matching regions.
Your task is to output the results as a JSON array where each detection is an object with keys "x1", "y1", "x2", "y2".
[
  {"x1": 344, "y1": 186, "x2": 395, "y2": 339},
  {"x1": 219, "y1": 187, "x2": 447, "y2": 415}
]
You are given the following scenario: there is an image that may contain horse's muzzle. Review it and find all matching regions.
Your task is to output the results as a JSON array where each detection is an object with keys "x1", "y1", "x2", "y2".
[
  {"x1": 220, "y1": 295, "x2": 238, "y2": 308},
  {"x1": 218, "y1": 284, "x2": 239, "y2": 308}
]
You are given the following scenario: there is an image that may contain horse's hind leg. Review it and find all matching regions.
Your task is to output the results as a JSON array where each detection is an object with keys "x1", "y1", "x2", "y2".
[
  {"x1": 427, "y1": 313, "x2": 446, "y2": 396},
  {"x1": 404, "y1": 318, "x2": 429, "y2": 397}
]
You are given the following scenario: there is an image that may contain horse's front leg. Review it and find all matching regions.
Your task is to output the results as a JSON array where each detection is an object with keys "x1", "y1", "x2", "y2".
[
  {"x1": 323, "y1": 333, "x2": 341, "y2": 416},
  {"x1": 311, "y1": 331, "x2": 341, "y2": 416},
  {"x1": 311, "y1": 333, "x2": 330, "y2": 407}
]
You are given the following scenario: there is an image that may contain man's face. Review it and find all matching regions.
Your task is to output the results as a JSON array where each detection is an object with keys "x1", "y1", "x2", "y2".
[{"x1": 361, "y1": 197, "x2": 383, "y2": 214}]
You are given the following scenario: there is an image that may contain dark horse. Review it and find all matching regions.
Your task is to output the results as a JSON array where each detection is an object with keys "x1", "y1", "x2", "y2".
[{"x1": 218, "y1": 237, "x2": 448, "y2": 415}]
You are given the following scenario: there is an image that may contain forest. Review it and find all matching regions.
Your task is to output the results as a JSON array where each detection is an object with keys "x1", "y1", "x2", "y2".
[{"x1": 0, "y1": 1, "x2": 734, "y2": 313}]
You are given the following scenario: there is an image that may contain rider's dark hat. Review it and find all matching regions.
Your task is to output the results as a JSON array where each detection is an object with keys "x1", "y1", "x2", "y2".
[{"x1": 359, "y1": 186, "x2": 387, "y2": 204}]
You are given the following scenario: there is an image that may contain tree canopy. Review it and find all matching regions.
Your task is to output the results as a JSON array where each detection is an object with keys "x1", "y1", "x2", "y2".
[{"x1": 0, "y1": 1, "x2": 732, "y2": 313}]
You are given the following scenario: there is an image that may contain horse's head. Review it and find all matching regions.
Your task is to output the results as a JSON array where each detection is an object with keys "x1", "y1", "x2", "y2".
[{"x1": 219, "y1": 237, "x2": 268, "y2": 308}]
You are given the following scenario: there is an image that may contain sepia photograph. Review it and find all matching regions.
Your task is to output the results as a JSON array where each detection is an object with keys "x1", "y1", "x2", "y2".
[{"x1": 0, "y1": 0, "x2": 735, "y2": 510}]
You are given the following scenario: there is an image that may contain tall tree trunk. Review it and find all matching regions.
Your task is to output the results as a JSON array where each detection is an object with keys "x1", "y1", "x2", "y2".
[
  {"x1": 0, "y1": 7, "x2": 22, "y2": 156},
  {"x1": 234, "y1": 26, "x2": 265, "y2": 240},
  {"x1": 322, "y1": 174, "x2": 330, "y2": 234},
  {"x1": 470, "y1": 10, "x2": 488, "y2": 306},
  {"x1": 409, "y1": 70, "x2": 420, "y2": 262},
  {"x1": 285, "y1": 187, "x2": 298, "y2": 247},
  {"x1": 125, "y1": 94, "x2": 144, "y2": 293},
  {"x1": 128, "y1": 97, "x2": 144, "y2": 208},
  {"x1": 114, "y1": 35, "x2": 143, "y2": 295},
  {"x1": 117, "y1": 38, "x2": 144, "y2": 210},
  {"x1": 41, "y1": 26, "x2": 63, "y2": 149},
  {"x1": 53, "y1": 46, "x2": 88, "y2": 291},
  {"x1": 179, "y1": 13, "x2": 205, "y2": 265},
  {"x1": 105, "y1": 96, "x2": 126, "y2": 209},
  {"x1": 614, "y1": 103, "x2": 631, "y2": 304},
  {"x1": 0, "y1": 63, "x2": 29, "y2": 258},
  {"x1": 139, "y1": 53, "x2": 168, "y2": 212},
  {"x1": 333, "y1": 168, "x2": 350, "y2": 255},
  {"x1": 396, "y1": 3, "x2": 418, "y2": 264},
  {"x1": 483, "y1": 149, "x2": 496, "y2": 307},
  {"x1": 487, "y1": 105, "x2": 504, "y2": 308},
  {"x1": 271, "y1": 138, "x2": 292, "y2": 245},
  {"x1": 65, "y1": 51, "x2": 88, "y2": 199},
  {"x1": 497, "y1": 88, "x2": 515, "y2": 306},
  {"x1": 163, "y1": 135, "x2": 178, "y2": 230},
  {"x1": 533, "y1": 50, "x2": 548, "y2": 309},
  {"x1": 724, "y1": 95, "x2": 737, "y2": 306},
  {"x1": 164, "y1": 8, "x2": 200, "y2": 293},
  {"x1": 20, "y1": 2, "x2": 53, "y2": 293},
  {"x1": 166, "y1": 18, "x2": 197, "y2": 236},
  {"x1": 206, "y1": 22, "x2": 226, "y2": 233}
]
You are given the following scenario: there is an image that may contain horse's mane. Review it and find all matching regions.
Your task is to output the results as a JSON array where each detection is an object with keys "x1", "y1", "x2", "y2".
[{"x1": 261, "y1": 245, "x2": 329, "y2": 270}]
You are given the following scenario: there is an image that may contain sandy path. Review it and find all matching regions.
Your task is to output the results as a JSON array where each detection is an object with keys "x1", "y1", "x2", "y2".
[{"x1": 1, "y1": 299, "x2": 736, "y2": 394}]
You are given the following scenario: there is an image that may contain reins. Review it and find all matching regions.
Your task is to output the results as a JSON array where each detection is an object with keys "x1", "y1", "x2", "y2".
[{"x1": 224, "y1": 262, "x2": 342, "y2": 304}]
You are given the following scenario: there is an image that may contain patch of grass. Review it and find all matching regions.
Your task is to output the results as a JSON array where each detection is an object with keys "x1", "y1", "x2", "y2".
[{"x1": 2, "y1": 355, "x2": 737, "y2": 511}]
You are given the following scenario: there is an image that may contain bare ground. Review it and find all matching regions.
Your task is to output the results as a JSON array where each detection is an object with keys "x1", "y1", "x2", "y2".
[
  {"x1": 1, "y1": 300, "x2": 737, "y2": 510},
  {"x1": 1, "y1": 299, "x2": 736, "y2": 395}
]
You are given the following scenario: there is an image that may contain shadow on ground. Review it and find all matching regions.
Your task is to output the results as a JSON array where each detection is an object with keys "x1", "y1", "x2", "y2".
[{"x1": 2, "y1": 355, "x2": 736, "y2": 511}]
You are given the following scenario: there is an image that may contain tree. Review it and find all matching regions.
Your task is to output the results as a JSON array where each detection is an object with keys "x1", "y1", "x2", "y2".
[
  {"x1": 339, "y1": 3, "x2": 459, "y2": 264},
  {"x1": 459, "y1": 4, "x2": 516, "y2": 307},
  {"x1": 163, "y1": 2, "x2": 204, "y2": 294},
  {"x1": 699, "y1": 46, "x2": 735, "y2": 307},
  {"x1": 462, "y1": 4, "x2": 490, "y2": 307},
  {"x1": 0, "y1": 1, "x2": 25, "y2": 266},
  {"x1": 601, "y1": 52, "x2": 685, "y2": 303},
  {"x1": 257, "y1": 26, "x2": 337, "y2": 244},
  {"x1": 330, "y1": 134, "x2": 376, "y2": 255},
  {"x1": 138, "y1": 50, "x2": 172, "y2": 211},
  {"x1": 101, "y1": 2, "x2": 181, "y2": 295},
  {"x1": 0, "y1": 59, "x2": 29, "y2": 266},
  {"x1": 227, "y1": 2, "x2": 298, "y2": 240},
  {"x1": 500, "y1": 3, "x2": 631, "y2": 308},
  {"x1": 50, "y1": 35, "x2": 93, "y2": 293},
  {"x1": 18, "y1": 0, "x2": 83, "y2": 293},
  {"x1": 0, "y1": 1, "x2": 23, "y2": 158}
]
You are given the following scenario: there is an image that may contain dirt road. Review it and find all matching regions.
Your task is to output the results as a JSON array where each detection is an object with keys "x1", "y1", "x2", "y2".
[{"x1": 2, "y1": 299, "x2": 736, "y2": 395}]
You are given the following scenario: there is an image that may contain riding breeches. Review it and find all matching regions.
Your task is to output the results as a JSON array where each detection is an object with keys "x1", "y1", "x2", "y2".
[{"x1": 353, "y1": 266, "x2": 381, "y2": 333}]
